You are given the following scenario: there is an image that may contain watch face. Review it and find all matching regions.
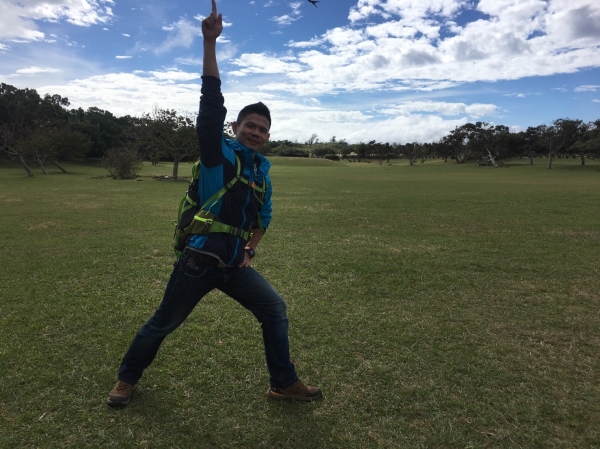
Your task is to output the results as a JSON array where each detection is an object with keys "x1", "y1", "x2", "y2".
[{"x1": 247, "y1": 248, "x2": 255, "y2": 258}]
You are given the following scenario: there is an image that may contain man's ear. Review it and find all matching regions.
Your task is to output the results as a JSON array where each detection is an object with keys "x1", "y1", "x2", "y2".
[{"x1": 231, "y1": 121, "x2": 238, "y2": 134}]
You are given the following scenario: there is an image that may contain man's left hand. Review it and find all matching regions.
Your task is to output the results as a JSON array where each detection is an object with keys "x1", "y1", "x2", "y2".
[{"x1": 238, "y1": 249, "x2": 252, "y2": 268}]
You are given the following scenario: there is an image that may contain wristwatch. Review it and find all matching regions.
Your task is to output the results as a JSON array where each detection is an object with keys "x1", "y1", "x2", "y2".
[{"x1": 245, "y1": 248, "x2": 256, "y2": 259}]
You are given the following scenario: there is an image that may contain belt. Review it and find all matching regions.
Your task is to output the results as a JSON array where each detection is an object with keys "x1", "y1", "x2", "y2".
[{"x1": 184, "y1": 250, "x2": 228, "y2": 268}]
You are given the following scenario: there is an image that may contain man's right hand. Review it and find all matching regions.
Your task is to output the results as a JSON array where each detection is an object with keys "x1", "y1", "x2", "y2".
[{"x1": 202, "y1": 0, "x2": 223, "y2": 41}]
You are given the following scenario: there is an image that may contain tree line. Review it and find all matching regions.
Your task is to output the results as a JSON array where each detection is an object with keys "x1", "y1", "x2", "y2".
[
  {"x1": 0, "y1": 83, "x2": 196, "y2": 178},
  {"x1": 1, "y1": 83, "x2": 599, "y2": 178},
  {"x1": 269, "y1": 119, "x2": 600, "y2": 169}
]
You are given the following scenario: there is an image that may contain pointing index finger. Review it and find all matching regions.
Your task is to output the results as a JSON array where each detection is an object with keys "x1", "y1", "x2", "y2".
[{"x1": 212, "y1": 0, "x2": 217, "y2": 15}]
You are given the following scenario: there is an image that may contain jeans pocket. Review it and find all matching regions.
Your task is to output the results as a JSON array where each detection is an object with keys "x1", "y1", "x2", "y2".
[{"x1": 180, "y1": 255, "x2": 210, "y2": 278}]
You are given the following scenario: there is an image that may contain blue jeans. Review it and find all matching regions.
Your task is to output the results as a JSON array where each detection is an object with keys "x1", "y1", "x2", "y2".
[{"x1": 117, "y1": 252, "x2": 298, "y2": 388}]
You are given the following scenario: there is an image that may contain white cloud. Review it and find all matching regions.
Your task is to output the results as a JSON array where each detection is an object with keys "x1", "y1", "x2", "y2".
[
  {"x1": 545, "y1": 2, "x2": 600, "y2": 44},
  {"x1": 27, "y1": 68, "x2": 473, "y2": 143},
  {"x1": 271, "y1": 1, "x2": 303, "y2": 26},
  {"x1": 175, "y1": 56, "x2": 203, "y2": 66},
  {"x1": 148, "y1": 70, "x2": 200, "y2": 81},
  {"x1": 38, "y1": 71, "x2": 201, "y2": 117},
  {"x1": 287, "y1": 37, "x2": 324, "y2": 48},
  {"x1": 0, "y1": 43, "x2": 9, "y2": 51},
  {"x1": 272, "y1": 14, "x2": 297, "y2": 26},
  {"x1": 122, "y1": 33, "x2": 130, "y2": 37},
  {"x1": 115, "y1": 55, "x2": 132, "y2": 59},
  {"x1": 592, "y1": 99, "x2": 600, "y2": 103},
  {"x1": 269, "y1": 102, "x2": 468, "y2": 144},
  {"x1": 349, "y1": 0, "x2": 466, "y2": 23},
  {"x1": 575, "y1": 85, "x2": 600, "y2": 92},
  {"x1": 378, "y1": 101, "x2": 497, "y2": 118},
  {"x1": 154, "y1": 18, "x2": 200, "y2": 55},
  {"x1": 230, "y1": 53, "x2": 304, "y2": 76},
  {"x1": 0, "y1": 0, "x2": 114, "y2": 41},
  {"x1": 16, "y1": 66, "x2": 62, "y2": 75},
  {"x1": 225, "y1": 0, "x2": 600, "y2": 96}
]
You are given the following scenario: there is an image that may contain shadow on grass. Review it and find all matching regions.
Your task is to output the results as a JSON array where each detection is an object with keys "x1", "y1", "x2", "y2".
[{"x1": 103, "y1": 385, "x2": 328, "y2": 447}]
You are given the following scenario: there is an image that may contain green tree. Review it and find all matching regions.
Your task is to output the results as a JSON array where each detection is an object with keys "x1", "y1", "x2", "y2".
[
  {"x1": 442, "y1": 123, "x2": 477, "y2": 163},
  {"x1": 141, "y1": 106, "x2": 198, "y2": 179},
  {"x1": 404, "y1": 142, "x2": 428, "y2": 166},
  {"x1": 563, "y1": 119, "x2": 591, "y2": 165},
  {"x1": 69, "y1": 107, "x2": 129, "y2": 158},
  {"x1": 311, "y1": 145, "x2": 336, "y2": 158},
  {"x1": 0, "y1": 83, "x2": 71, "y2": 176},
  {"x1": 567, "y1": 119, "x2": 600, "y2": 160},
  {"x1": 520, "y1": 127, "x2": 540, "y2": 165},
  {"x1": 468, "y1": 122, "x2": 514, "y2": 167},
  {"x1": 536, "y1": 118, "x2": 585, "y2": 169},
  {"x1": 431, "y1": 139, "x2": 452, "y2": 162}
]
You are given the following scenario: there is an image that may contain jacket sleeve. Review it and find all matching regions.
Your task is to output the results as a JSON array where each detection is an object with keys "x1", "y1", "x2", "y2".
[
  {"x1": 196, "y1": 76, "x2": 227, "y2": 168},
  {"x1": 258, "y1": 177, "x2": 273, "y2": 231}
]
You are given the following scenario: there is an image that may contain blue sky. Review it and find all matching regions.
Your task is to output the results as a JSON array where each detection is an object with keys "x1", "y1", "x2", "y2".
[{"x1": 1, "y1": 0, "x2": 599, "y2": 144}]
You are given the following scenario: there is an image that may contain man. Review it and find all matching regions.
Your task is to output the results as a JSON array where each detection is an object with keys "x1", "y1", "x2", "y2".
[{"x1": 107, "y1": 0, "x2": 322, "y2": 406}]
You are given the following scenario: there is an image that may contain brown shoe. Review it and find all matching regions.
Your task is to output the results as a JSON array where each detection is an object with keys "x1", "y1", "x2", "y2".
[
  {"x1": 107, "y1": 380, "x2": 134, "y2": 407},
  {"x1": 267, "y1": 379, "x2": 322, "y2": 401}
]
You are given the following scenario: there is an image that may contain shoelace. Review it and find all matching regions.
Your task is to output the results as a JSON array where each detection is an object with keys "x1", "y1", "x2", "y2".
[{"x1": 115, "y1": 382, "x2": 132, "y2": 392}]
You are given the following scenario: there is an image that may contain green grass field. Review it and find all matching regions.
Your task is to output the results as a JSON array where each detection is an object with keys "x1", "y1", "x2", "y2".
[{"x1": 1, "y1": 157, "x2": 599, "y2": 448}]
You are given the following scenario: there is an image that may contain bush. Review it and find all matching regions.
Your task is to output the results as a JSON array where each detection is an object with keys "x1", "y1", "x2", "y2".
[
  {"x1": 102, "y1": 146, "x2": 142, "y2": 179},
  {"x1": 324, "y1": 155, "x2": 340, "y2": 161}
]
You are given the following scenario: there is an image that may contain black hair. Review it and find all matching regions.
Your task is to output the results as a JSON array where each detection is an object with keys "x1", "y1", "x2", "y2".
[{"x1": 236, "y1": 102, "x2": 271, "y2": 128}]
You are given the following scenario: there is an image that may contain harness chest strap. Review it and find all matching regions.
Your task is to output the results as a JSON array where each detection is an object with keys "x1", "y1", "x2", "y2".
[
  {"x1": 201, "y1": 154, "x2": 266, "y2": 212},
  {"x1": 184, "y1": 153, "x2": 266, "y2": 242}
]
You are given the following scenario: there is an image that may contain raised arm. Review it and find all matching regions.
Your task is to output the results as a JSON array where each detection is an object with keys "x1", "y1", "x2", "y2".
[
  {"x1": 197, "y1": 0, "x2": 226, "y2": 167},
  {"x1": 202, "y1": 0, "x2": 223, "y2": 78}
]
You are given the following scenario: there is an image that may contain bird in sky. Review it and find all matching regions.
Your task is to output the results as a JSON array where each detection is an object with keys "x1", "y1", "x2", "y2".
[{"x1": 307, "y1": 0, "x2": 319, "y2": 7}]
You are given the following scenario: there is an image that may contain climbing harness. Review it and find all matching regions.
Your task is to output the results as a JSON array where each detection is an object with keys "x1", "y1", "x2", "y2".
[{"x1": 173, "y1": 153, "x2": 266, "y2": 257}]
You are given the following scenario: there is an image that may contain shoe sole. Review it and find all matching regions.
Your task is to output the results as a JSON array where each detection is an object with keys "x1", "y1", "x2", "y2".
[
  {"x1": 267, "y1": 388, "x2": 322, "y2": 402},
  {"x1": 106, "y1": 396, "x2": 131, "y2": 407}
]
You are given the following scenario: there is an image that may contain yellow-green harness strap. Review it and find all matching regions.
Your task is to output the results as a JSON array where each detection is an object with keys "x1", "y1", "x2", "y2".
[
  {"x1": 191, "y1": 215, "x2": 252, "y2": 241},
  {"x1": 182, "y1": 153, "x2": 266, "y2": 243},
  {"x1": 177, "y1": 193, "x2": 198, "y2": 223},
  {"x1": 201, "y1": 154, "x2": 243, "y2": 212}
]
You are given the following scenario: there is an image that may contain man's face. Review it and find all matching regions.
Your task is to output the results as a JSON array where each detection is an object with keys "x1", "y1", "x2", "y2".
[{"x1": 232, "y1": 113, "x2": 270, "y2": 152}]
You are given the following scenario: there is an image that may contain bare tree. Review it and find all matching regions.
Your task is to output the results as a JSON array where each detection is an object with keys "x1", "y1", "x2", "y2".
[{"x1": 102, "y1": 145, "x2": 142, "y2": 179}]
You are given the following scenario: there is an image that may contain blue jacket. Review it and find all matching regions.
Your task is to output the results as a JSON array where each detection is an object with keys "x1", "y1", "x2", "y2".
[{"x1": 187, "y1": 76, "x2": 273, "y2": 266}]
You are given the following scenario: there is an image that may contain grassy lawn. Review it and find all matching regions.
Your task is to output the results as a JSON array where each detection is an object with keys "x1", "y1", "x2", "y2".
[{"x1": 1, "y1": 157, "x2": 599, "y2": 448}]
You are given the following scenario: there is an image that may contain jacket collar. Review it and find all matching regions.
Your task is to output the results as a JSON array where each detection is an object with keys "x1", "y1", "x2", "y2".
[{"x1": 225, "y1": 137, "x2": 271, "y2": 175}]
